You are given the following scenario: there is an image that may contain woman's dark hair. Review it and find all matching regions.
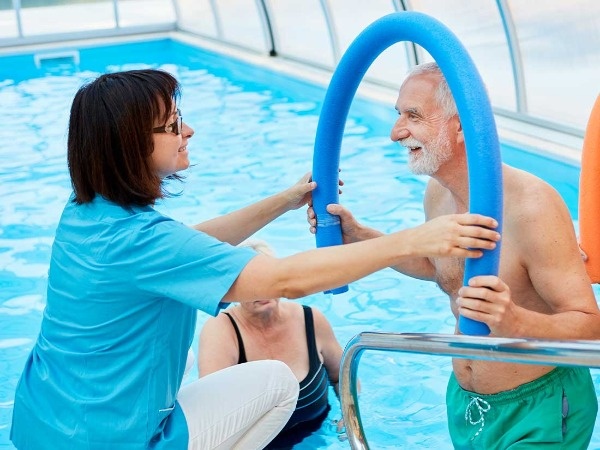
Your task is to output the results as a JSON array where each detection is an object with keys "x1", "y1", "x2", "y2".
[{"x1": 68, "y1": 69, "x2": 181, "y2": 206}]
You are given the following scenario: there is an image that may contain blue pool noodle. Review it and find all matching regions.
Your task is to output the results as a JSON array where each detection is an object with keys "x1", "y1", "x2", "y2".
[{"x1": 311, "y1": 11, "x2": 503, "y2": 335}]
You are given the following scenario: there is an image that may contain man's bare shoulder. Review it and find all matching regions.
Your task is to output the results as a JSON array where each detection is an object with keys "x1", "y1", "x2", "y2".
[
  {"x1": 424, "y1": 178, "x2": 452, "y2": 214},
  {"x1": 502, "y1": 165, "x2": 576, "y2": 254},
  {"x1": 503, "y1": 165, "x2": 564, "y2": 211}
]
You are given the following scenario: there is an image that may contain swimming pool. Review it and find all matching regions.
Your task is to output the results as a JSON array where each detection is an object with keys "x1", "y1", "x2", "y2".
[{"x1": 0, "y1": 38, "x2": 598, "y2": 449}]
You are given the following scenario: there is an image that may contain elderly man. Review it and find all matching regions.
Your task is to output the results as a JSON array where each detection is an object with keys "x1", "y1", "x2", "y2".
[{"x1": 308, "y1": 62, "x2": 600, "y2": 448}]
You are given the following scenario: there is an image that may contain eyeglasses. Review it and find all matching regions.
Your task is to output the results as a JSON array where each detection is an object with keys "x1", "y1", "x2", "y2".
[{"x1": 152, "y1": 109, "x2": 182, "y2": 136}]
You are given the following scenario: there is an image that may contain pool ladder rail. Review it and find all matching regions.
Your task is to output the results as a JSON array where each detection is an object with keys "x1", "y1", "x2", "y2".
[{"x1": 340, "y1": 332, "x2": 600, "y2": 449}]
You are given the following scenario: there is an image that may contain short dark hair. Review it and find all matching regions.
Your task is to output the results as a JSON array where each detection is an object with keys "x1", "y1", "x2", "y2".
[{"x1": 68, "y1": 69, "x2": 181, "y2": 206}]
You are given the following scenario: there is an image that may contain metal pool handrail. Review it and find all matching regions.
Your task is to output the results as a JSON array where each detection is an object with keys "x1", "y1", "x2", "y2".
[{"x1": 340, "y1": 332, "x2": 600, "y2": 449}]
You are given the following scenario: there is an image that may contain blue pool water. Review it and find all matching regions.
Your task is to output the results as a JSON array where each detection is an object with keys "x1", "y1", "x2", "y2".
[{"x1": 0, "y1": 39, "x2": 598, "y2": 449}]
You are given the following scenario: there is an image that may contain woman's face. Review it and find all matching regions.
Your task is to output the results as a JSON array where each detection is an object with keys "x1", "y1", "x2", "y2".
[{"x1": 151, "y1": 106, "x2": 194, "y2": 179}]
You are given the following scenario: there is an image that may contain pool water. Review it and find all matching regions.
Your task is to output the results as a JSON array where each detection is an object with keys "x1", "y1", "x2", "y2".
[{"x1": 0, "y1": 39, "x2": 598, "y2": 449}]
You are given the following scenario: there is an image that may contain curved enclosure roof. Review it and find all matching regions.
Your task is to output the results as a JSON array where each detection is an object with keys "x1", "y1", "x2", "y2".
[{"x1": 1, "y1": 0, "x2": 599, "y2": 140}]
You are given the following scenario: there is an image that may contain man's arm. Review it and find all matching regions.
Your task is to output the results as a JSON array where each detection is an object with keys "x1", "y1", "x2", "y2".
[
  {"x1": 458, "y1": 180, "x2": 600, "y2": 339},
  {"x1": 308, "y1": 203, "x2": 437, "y2": 281}
]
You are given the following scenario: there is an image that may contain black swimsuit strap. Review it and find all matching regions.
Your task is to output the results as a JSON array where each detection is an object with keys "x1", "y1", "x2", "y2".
[
  {"x1": 223, "y1": 312, "x2": 247, "y2": 364},
  {"x1": 301, "y1": 305, "x2": 321, "y2": 373}
]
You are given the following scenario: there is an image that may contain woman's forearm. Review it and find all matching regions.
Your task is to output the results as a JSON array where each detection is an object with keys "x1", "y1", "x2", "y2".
[
  {"x1": 193, "y1": 192, "x2": 292, "y2": 244},
  {"x1": 273, "y1": 233, "x2": 420, "y2": 298},
  {"x1": 348, "y1": 223, "x2": 435, "y2": 280},
  {"x1": 193, "y1": 173, "x2": 314, "y2": 244},
  {"x1": 225, "y1": 213, "x2": 499, "y2": 302}
]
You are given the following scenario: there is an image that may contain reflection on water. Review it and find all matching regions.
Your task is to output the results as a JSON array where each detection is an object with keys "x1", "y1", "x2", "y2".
[{"x1": 0, "y1": 39, "x2": 598, "y2": 449}]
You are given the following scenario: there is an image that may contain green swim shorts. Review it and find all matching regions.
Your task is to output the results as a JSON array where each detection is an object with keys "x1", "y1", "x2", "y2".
[{"x1": 446, "y1": 367, "x2": 597, "y2": 449}]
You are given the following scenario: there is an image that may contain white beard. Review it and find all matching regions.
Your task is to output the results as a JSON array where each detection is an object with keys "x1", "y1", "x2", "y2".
[{"x1": 403, "y1": 125, "x2": 452, "y2": 176}]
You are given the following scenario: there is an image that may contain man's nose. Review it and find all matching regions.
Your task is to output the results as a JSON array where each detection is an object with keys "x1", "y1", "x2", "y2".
[{"x1": 390, "y1": 119, "x2": 409, "y2": 142}]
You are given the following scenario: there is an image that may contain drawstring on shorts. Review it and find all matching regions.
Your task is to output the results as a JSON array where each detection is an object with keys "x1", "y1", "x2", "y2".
[{"x1": 465, "y1": 396, "x2": 491, "y2": 440}]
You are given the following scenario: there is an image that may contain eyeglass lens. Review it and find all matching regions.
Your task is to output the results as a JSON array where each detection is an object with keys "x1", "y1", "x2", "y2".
[
  {"x1": 152, "y1": 109, "x2": 182, "y2": 135},
  {"x1": 174, "y1": 110, "x2": 182, "y2": 135}
]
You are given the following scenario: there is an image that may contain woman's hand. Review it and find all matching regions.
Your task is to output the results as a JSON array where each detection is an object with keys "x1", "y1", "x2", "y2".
[
  {"x1": 404, "y1": 213, "x2": 500, "y2": 259},
  {"x1": 284, "y1": 171, "x2": 345, "y2": 211},
  {"x1": 282, "y1": 172, "x2": 317, "y2": 211}
]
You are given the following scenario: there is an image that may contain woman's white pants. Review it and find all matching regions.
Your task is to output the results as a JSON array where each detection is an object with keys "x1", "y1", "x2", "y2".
[{"x1": 177, "y1": 360, "x2": 299, "y2": 450}]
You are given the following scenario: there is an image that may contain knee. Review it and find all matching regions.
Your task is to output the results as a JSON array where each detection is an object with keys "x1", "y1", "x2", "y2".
[{"x1": 255, "y1": 360, "x2": 299, "y2": 404}]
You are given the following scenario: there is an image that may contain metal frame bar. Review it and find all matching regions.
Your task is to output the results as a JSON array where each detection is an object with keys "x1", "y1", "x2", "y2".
[
  {"x1": 2, "y1": 0, "x2": 178, "y2": 47},
  {"x1": 340, "y1": 332, "x2": 600, "y2": 449},
  {"x1": 495, "y1": 0, "x2": 527, "y2": 114},
  {"x1": 318, "y1": 0, "x2": 340, "y2": 64},
  {"x1": 112, "y1": 0, "x2": 120, "y2": 28},
  {"x1": 169, "y1": 0, "x2": 181, "y2": 25},
  {"x1": 255, "y1": 0, "x2": 277, "y2": 56},
  {"x1": 393, "y1": 0, "x2": 419, "y2": 67},
  {"x1": 207, "y1": 0, "x2": 224, "y2": 40},
  {"x1": 0, "y1": 24, "x2": 176, "y2": 51},
  {"x1": 12, "y1": 0, "x2": 23, "y2": 38}
]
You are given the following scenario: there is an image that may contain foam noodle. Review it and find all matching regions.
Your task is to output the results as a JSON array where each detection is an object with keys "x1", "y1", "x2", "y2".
[
  {"x1": 579, "y1": 95, "x2": 600, "y2": 283},
  {"x1": 312, "y1": 11, "x2": 503, "y2": 334}
]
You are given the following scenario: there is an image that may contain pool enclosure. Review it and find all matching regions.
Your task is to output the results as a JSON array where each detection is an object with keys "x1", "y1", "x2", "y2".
[{"x1": 2, "y1": 0, "x2": 600, "y2": 142}]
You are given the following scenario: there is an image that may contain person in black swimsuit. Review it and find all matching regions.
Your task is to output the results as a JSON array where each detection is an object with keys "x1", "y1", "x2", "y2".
[{"x1": 198, "y1": 239, "x2": 345, "y2": 448}]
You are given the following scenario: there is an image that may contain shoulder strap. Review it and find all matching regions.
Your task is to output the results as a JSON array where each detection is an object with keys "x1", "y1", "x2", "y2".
[
  {"x1": 302, "y1": 305, "x2": 320, "y2": 371},
  {"x1": 223, "y1": 312, "x2": 247, "y2": 364}
]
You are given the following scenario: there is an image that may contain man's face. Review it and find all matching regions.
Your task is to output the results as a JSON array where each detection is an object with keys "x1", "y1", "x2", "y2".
[{"x1": 390, "y1": 73, "x2": 454, "y2": 176}]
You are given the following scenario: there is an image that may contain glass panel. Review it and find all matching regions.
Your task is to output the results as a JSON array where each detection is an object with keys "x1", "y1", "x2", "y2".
[
  {"x1": 267, "y1": 0, "x2": 335, "y2": 67},
  {"x1": 118, "y1": 0, "x2": 175, "y2": 27},
  {"x1": 408, "y1": 0, "x2": 515, "y2": 111},
  {"x1": 508, "y1": 0, "x2": 600, "y2": 130},
  {"x1": 19, "y1": 0, "x2": 116, "y2": 35},
  {"x1": 328, "y1": 0, "x2": 410, "y2": 90},
  {"x1": 215, "y1": 0, "x2": 268, "y2": 53},
  {"x1": 177, "y1": 0, "x2": 218, "y2": 38},
  {"x1": 0, "y1": 0, "x2": 19, "y2": 38}
]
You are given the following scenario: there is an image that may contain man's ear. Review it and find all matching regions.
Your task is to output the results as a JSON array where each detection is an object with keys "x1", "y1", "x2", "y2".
[{"x1": 455, "y1": 115, "x2": 464, "y2": 145}]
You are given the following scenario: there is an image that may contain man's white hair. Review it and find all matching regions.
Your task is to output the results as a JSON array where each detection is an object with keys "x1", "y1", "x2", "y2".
[{"x1": 407, "y1": 62, "x2": 457, "y2": 118}]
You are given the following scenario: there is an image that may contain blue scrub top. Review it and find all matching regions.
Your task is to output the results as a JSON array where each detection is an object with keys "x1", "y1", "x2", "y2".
[{"x1": 11, "y1": 196, "x2": 256, "y2": 449}]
